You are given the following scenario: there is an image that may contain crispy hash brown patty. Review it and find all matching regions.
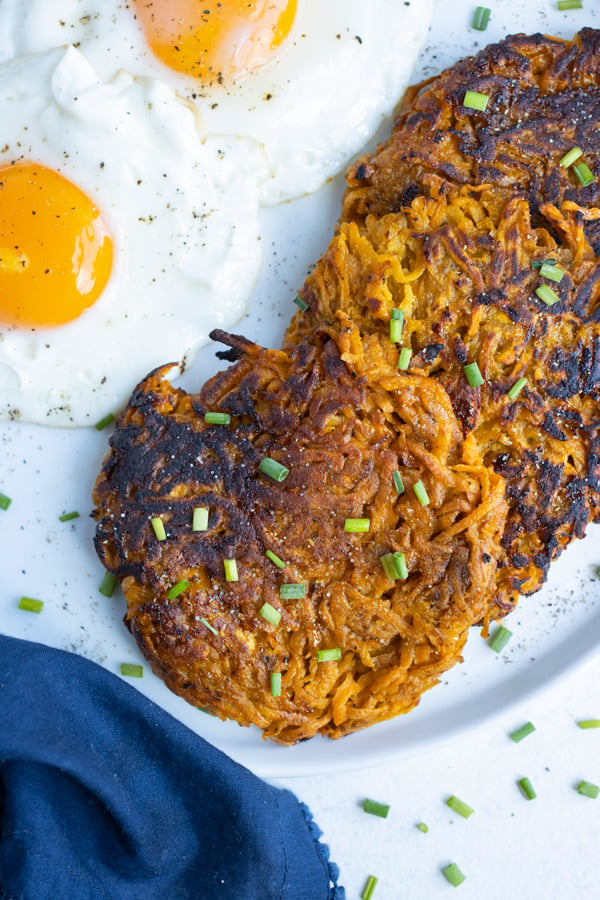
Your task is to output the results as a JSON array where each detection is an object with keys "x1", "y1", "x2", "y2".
[
  {"x1": 93, "y1": 327, "x2": 506, "y2": 742},
  {"x1": 287, "y1": 28, "x2": 600, "y2": 617}
]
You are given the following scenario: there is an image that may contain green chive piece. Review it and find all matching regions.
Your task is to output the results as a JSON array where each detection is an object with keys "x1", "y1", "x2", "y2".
[
  {"x1": 280, "y1": 583, "x2": 305, "y2": 600},
  {"x1": 390, "y1": 309, "x2": 404, "y2": 343},
  {"x1": 471, "y1": 6, "x2": 491, "y2": 29},
  {"x1": 94, "y1": 412, "x2": 115, "y2": 431},
  {"x1": 294, "y1": 294, "x2": 309, "y2": 312},
  {"x1": 316, "y1": 648, "x2": 342, "y2": 662},
  {"x1": 120, "y1": 663, "x2": 143, "y2": 678},
  {"x1": 535, "y1": 284, "x2": 561, "y2": 306},
  {"x1": 398, "y1": 346, "x2": 413, "y2": 370},
  {"x1": 557, "y1": 0, "x2": 583, "y2": 9},
  {"x1": 463, "y1": 90, "x2": 489, "y2": 112},
  {"x1": 167, "y1": 579, "x2": 189, "y2": 600},
  {"x1": 151, "y1": 516, "x2": 167, "y2": 541},
  {"x1": 443, "y1": 863, "x2": 466, "y2": 887},
  {"x1": 393, "y1": 551, "x2": 408, "y2": 580},
  {"x1": 488, "y1": 624, "x2": 513, "y2": 652},
  {"x1": 416, "y1": 822, "x2": 429, "y2": 833},
  {"x1": 58, "y1": 511, "x2": 80, "y2": 522},
  {"x1": 577, "y1": 719, "x2": 600, "y2": 729},
  {"x1": 0, "y1": 492, "x2": 12, "y2": 511},
  {"x1": 363, "y1": 798, "x2": 390, "y2": 819},
  {"x1": 18, "y1": 596, "x2": 44, "y2": 613},
  {"x1": 99, "y1": 572, "x2": 118, "y2": 598},
  {"x1": 577, "y1": 780, "x2": 599, "y2": 799},
  {"x1": 266, "y1": 549, "x2": 286, "y2": 569},
  {"x1": 464, "y1": 361, "x2": 484, "y2": 388},
  {"x1": 518, "y1": 777, "x2": 537, "y2": 800},
  {"x1": 446, "y1": 795, "x2": 474, "y2": 819},
  {"x1": 258, "y1": 457, "x2": 289, "y2": 482},
  {"x1": 380, "y1": 553, "x2": 398, "y2": 581},
  {"x1": 573, "y1": 161, "x2": 595, "y2": 187},
  {"x1": 192, "y1": 507, "x2": 209, "y2": 532},
  {"x1": 270, "y1": 672, "x2": 282, "y2": 697},
  {"x1": 531, "y1": 257, "x2": 557, "y2": 270},
  {"x1": 361, "y1": 875, "x2": 378, "y2": 900},
  {"x1": 200, "y1": 617, "x2": 218, "y2": 636},
  {"x1": 259, "y1": 602, "x2": 282, "y2": 627},
  {"x1": 539, "y1": 263, "x2": 565, "y2": 283},
  {"x1": 510, "y1": 721, "x2": 536, "y2": 743},
  {"x1": 204, "y1": 412, "x2": 231, "y2": 425},
  {"x1": 224, "y1": 559, "x2": 238, "y2": 582},
  {"x1": 344, "y1": 517, "x2": 370, "y2": 533},
  {"x1": 413, "y1": 480, "x2": 430, "y2": 507},
  {"x1": 507, "y1": 377, "x2": 527, "y2": 400},
  {"x1": 393, "y1": 471, "x2": 405, "y2": 495},
  {"x1": 559, "y1": 146, "x2": 582, "y2": 167}
]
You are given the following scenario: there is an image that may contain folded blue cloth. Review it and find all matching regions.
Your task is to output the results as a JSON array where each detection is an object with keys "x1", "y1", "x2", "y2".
[{"x1": 0, "y1": 634, "x2": 344, "y2": 900}]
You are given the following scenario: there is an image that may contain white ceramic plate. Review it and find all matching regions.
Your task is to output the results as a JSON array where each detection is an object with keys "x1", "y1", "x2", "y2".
[{"x1": 2, "y1": 0, "x2": 599, "y2": 778}]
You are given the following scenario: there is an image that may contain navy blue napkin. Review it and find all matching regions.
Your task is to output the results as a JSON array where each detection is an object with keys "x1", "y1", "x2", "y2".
[{"x1": 0, "y1": 634, "x2": 344, "y2": 900}]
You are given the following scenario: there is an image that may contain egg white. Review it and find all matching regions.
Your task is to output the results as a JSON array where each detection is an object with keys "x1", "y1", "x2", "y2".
[
  {"x1": 0, "y1": 46, "x2": 268, "y2": 427},
  {"x1": 0, "y1": 0, "x2": 433, "y2": 204}
]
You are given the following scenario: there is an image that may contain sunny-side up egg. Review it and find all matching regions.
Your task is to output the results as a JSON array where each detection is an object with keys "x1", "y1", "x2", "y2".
[
  {"x1": 0, "y1": 0, "x2": 433, "y2": 204},
  {"x1": 0, "y1": 46, "x2": 268, "y2": 426}
]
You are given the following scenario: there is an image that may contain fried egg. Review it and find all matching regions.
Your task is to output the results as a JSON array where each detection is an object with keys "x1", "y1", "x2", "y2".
[
  {"x1": 0, "y1": 0, "x2": 433, "y2": 204},
  {"x1": 0, "y1": 46, "x2": 268, "y2": 426}
]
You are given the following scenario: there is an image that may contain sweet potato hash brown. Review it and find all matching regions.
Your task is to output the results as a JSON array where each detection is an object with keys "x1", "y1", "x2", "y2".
[
  {"x1": 93, "y1": 325, "x2": 506, "y2": 742},
  {"x1": 287, "y1": 28, "x2": 600, "y2": 619}
]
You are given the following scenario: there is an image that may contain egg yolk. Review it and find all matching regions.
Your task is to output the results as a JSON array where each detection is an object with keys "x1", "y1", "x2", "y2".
[
  {"x1": 0, "y1": 162, "x2": 113, "y2": 329},
  {"x1": 132, "y1": 0, "x2": 298, "y2": 84}
]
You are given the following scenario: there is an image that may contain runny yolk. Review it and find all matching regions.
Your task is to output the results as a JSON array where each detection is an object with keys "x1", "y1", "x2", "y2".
[
  {"x1": 132, "y1": 0, "x2": 298, "y2": 85},
  {"x1": 0, "y1": 162, "x2": 113, "y2": 329}
]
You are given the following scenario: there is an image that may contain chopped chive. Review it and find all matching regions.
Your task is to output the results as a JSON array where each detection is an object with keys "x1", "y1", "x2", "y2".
[
  {"x1": 270, "y1": 672, "x2": 282, "y2": 697},
  {"x1": 577, "y1": 719, "x2": 600, "y2": 729},
  {"x1": 398, "y1": 346, "x2": 413, "y2": 370},
  {"x1": 316, "y1": 647, "x2": 342, "y2": 662},
  {"x1": 507, "y1": 377, "x2": 527, "y2": 400},
  {"x1": 539, "y1": 263, "x2": 565, "y2": 283},
  {"x1": 192, "y1": 506, "x2": 209, "y2": 532},
  {"x1": 488, "y1": 624, "x2": 513, "y2": 652},
  {"x1": 361, "y1": 875, "x2": 378, "y2": 900},
  {"x1": 120, "y1": 663, "x2": 143, "y2": 678},
  {"x1": 518, "y1": 777, "x2": 537, "y2": 800},
  {"x1": 463, "y1": 90, "x2": 489, "y2": 112},
  {"x1": 204, "y1": 412, "x2": 231, "y2": 425},
  {"x1": 390, "y1": 309, "x2": 404, "y2": 342},
  {"x1": 393, "y1": 551, "x2": 408, "y2": 579},
  {"x1": 18, "y1": 596, "x2": 44, "y2": 613},
  {"x1": 393, "y1": 471, "x2": 405, "y2": 495},
  {"x1": 531, "y1": 257, "x2": 557, "y2": 270},
  {"x1": 510, "y1": 721, "x2": 536, "y2": 743},
  {"x1": 380, "y1": 553, "x2": 397, "y2": 580},
  {"x1": 258, "y1": 457, "x2": 289, "y2": 482},
  {"x1": 280, "y1": 583, "x2": 305, "y2": 600},
  {"x1": 200, "y1": 617, "x2": 218, "y2": 636},
  {"x1": 471, "y1": 6, "x2": 491, "y2": 29},
  {"x1": 151, "y1": 516, "x2": 167, "y2": 541},
  {"x1": 363, "y1": 798, "x2": 390, "y2": 819},
  {"x1": 344, "y1": 517, "x2": 370, "y2": 533},
  {"x1": 259, "y1": 602, "x2": 282, "y2": 627},
  {"x1": 167, "y1": 579, "x2": 189, "y2": 600},
  {"x1": 576, "y1": 780, "x2": 599, "y2": 799},
  {"x1": 224, "y1": 559, "x2": 238, "y2": 582},
  {"x1": 58, "y1": 511, "x2": 80, "y2": 522},
  {"x1": 99, "y1": 572, "x2": 118, "y2": 598},
  {"x1": 293, "y1": 294, "x2": 309, "y2": 312},
  {"x1": 559, "y1": 146, "x2": 582, "y2": 167},
  {"x1": 0, "y1": 492, "x2": 12, "y2": 511},
  {"x1": 94, "y1": 412, "x2": 115, "y2": 431},
  {"x1": 265, "y1": 549, "x2": 286, "y2": 569},
  {"x1": 413, "y1": 480, "x2": 430, "y2": 507},
  {"x1": 535, "y1": 284, "x2": 560, "y2": 306},
  {"x1": 557, "y1": 0, "x2": 583, "y2": 9},
  {"x1": 573, "y1": 161, "x2": 594, "y2": 187},
  {"x1": 443, "y1": 863, "x2": 466, "y2": 887},
  {"x1": 464, "y1": 361, "x2": 484, "y2": 388},
  {"x1": 446, "y1": 795, "x2": 474, "y2": 819},
  {"x1": 416, "y1": 822, "x2": 429, "y2": 833}
]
